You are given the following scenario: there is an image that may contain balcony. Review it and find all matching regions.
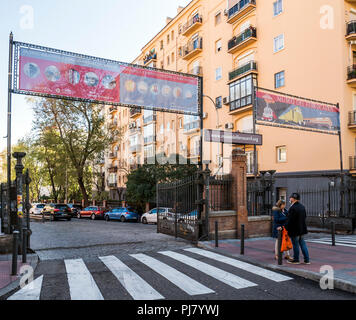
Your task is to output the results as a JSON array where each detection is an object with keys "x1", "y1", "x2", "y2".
[
  {"x1": 144, "y1": 52, "x2": 157, "y2": 66},
  {"x1": 143, "y1": 114, "x2": 156, "y2": 124},
  {"x1": 346, "y1": 21, "x2": 356, "y2": 41},
  {"x1": 189, "y1": 66, "x2": 203, "y2": 76},
  {"x1": 227, "y1": 0, "x2": 256, "y2": 24},
  {"x1": 180, "y1": 37, "x2": 203, "y2": 60},
  {"x1": 350, "y1": 157, "x2": 356, "y2": 171},
  {"x1": 130, "y1": 107, "x2": 142, "y2": 118},
  {"x1": 184, "y1": 120, "x2": 200, "y2": 134},
  {"x1": 228, "y1": 27, "x2": 257, "y2": 54},
  {"x1": 229, "y1": 61, "x2": 258, "y2": 82},
  {"x1": 347, "y1": 65, "x2": 356, "y2": 87},
  {"x1": 181, "y1": 15, "x2": 203, "y2": 37},
  {"x1": 349, "y1": 111, "x2": 356, "y2": 131},
  {"x1": 108, "y1": 152, "x2": 117, "y2": 159}
]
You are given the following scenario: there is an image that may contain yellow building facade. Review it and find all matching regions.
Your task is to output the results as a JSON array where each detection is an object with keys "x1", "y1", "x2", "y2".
[{"x1": 105, "y1": 0, "x2": 356, "y2": 201}]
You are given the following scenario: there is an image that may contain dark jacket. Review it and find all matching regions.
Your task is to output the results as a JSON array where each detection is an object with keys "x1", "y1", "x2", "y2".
[
  {"x1": 272, "y1": 207, "x2": 288, "y2": 238},
  {"x1": 285, "y1": 201, "x2": 308, "y2": 237}
]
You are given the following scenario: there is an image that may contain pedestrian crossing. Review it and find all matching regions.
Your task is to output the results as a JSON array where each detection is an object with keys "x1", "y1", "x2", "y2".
[
  {"x1": 7, "y1": 248, "x2": 293, "y2": 300},
  {"x1": 307, "y1": 235, "x2": 356, "y2": 248}
]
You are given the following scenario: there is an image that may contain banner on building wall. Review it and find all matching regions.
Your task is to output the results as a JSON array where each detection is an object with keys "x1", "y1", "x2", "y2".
[
  {"x1": 13, "y1": 42, "x2": 201, "y2": 116},
  {"x1": 255, "y1": 89, "x2": 340, "y2": 134}
]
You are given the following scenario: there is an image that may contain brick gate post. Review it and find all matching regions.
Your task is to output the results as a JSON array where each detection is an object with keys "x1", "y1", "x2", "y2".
[{"x1": 231, "y1": 148, "x2": 248, "y2": 239}]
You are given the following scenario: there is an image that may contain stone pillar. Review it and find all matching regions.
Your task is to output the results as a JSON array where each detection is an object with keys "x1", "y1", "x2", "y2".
[{"x1": 231, "y1": 148, "x2": 248, "y2": 239}]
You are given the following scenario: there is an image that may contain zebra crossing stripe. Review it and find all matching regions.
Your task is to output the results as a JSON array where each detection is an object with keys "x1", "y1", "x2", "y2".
[
  {"x1": 308, "y1": 240, "x2": 356, "y2": 248},
  {"x1": 131, "y1": 253, "x2": 215, "y2": 296},
  {"x1": 159, "y1": 251, "x2": 258, "y2": 290},
  {"x1": 184, "y1": 248, "x2": 293, "y2": 282},
  {"x1": 99, "y1": 255, "x2": 164, "y2": 300},
  {"x1": 64, "y1": 259, "x2": 104, "y2": 300},
  {"x1": 7, "y1": 275, "x2": 43, "y2": 300}
]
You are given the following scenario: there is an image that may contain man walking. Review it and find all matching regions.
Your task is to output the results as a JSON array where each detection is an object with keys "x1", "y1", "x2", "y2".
[{"x1": 285, "y1": 193, "x2": 310, "y2": 265}]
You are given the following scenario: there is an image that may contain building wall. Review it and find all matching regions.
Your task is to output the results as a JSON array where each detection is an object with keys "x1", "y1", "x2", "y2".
[{"x1": 105, "y1": 0, "x2": 356, "y2": 198}]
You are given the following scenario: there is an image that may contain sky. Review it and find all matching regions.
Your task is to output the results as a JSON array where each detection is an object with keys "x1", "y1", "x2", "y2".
[{"x1": 0, "y1": 0, "x2": 191, "y2": 151}]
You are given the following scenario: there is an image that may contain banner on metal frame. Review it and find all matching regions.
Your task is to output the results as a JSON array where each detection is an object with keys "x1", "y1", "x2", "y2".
[
  {"x1": 255, "y1": 89, "x2": 340, "y2": 134},
  {"x1": 13, "y1": 42, "x2": 201, "y2": 116}
]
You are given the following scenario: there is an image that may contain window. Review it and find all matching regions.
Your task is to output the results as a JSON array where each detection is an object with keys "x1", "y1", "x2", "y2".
[
  {"x1": 229, "y1": 74, "x2": 254, "y2": 111},
  {"x1": 274, "y1": 34, "x2": 284, "y2": 53},
  {"x1": 215, "y1": 67, "x2": 222, "y2": 81},
  {"x1": 277, "y1": 146, "x2": 287, "y2": 162},
  {"x1": 167, "y1": 56, "x2": 170, "y2": 65},
  {"x1": 167, "y1": 34, "x2": 170, "y2": 44},
  {"x1": 160, "y1": 124, "x2": 164, "y2": 134},
  {"x1": 215, "y1": 96, "x2": 222, "y2": 109},
  {"x1": 167, "y1": 122, "x2": 170, "y2": 131},
  {"x1": 171, "y1": 120, "x2": 175, "y2": 131},
  {"x1": 215, "y1": 12, "x2": 222, "y2": 25},
  {"x1": 246, "y1": 151, "x2": 255, "y2": 174},
  {"x1": 179, "y1": 118, "x2": 183, "y2": 129},
  {"x1": 273, "y1": 0, "x2": 283, "y2": 16},
  {"x1": 275, "y1": 71, "x2": 285, "y2": 88},
  {"x1": 171, "y1": 30, "x2": 174, "y2": 41},
  {"x1": 171, "y1": 52, "x2": 175, "y2": 63},
  {"x1": 215, "y1": 39, "x2": 222, "y2": 53},
  {"x1": 160, "y1": 40, "x2": 164, "y2": 50}
]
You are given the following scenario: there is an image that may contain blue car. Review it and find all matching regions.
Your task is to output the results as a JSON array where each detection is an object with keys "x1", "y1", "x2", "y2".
[{"x1": 105, "y1": 207, "x2": 139, "y2": 222}]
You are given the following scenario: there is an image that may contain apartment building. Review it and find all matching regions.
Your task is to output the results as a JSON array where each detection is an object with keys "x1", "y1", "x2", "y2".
[{"x1": 105, "y1": 0, "x2": 356, "y2": 201}]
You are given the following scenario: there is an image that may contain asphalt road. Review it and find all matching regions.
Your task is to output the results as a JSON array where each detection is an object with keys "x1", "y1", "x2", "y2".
[{"x1": 2, "y1": 218, "x2": 356, "y2": 300}]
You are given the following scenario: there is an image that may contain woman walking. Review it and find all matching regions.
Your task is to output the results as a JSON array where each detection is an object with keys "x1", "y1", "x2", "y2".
[{"x1": 272, "y1": 200, "x2": 292, "y2": 260}]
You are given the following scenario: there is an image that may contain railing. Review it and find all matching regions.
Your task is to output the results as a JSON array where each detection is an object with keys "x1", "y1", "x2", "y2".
[
  {"x1": 144, "y1": 52, "x2": 157, "y2": 65},
  {"x1": 130, "y1": 145, "x2": 141, "y2": 153},
  {"x1": 181, "y1": 37, "x2": 203, "y2": 58},
  {"x1": 349, "y1": 111, "x2": 356, "y2": 126},
  {"x1": 346, "y1": 21, "x2": 356, "y2": 36},
  {"x1": 184, "y1": 120, "x2": 200, "y2": 132},
  {"x1": 229, "y1": 61, "x2": 257, "y2": 81},
  {"x1": 209, "y1": 175, "x2": 234, "y2": 211},
  {"x1": 144, "y1": 135, "x2": 156, "y2": 144},
  {"x1": 347, "y1": 65, "x2": 356, "y2": 80},
  {"x1": 189, "y1": 66, "x2": 203, "y2": 76},
  {"x1": 181, "y1": 14, "x2": 202, "y2": 34},
  {"x1": 228, "y1": 0, "x2": 256, "y2": 19},
  {"x1": 228, "y1": 27, "x2": 256, "y2": 51},
  {"x1": 143, "y1": 114, "x2": 156, "y2": 124},
  {"x1": 130, "y1": 107, "x2": 142, "y2": 117}
]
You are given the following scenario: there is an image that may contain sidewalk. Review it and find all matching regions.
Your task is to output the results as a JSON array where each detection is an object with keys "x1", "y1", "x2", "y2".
[
  {"x1": 198, "y1": 236, "x2": 356, "y2": 294},
  {"x1": 0, "y1": 254, "x2": 38, "y2": 298}
]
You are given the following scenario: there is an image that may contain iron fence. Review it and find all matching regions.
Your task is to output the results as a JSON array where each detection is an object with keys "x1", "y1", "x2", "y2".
[{"x1": 209, "y1": 175, "x2": 233, "y2": 211}]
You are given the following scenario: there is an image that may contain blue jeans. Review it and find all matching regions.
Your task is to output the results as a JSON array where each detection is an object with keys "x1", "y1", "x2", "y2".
[{"x1": 291, "y1": 236, "x2": 310, "y2": 262}]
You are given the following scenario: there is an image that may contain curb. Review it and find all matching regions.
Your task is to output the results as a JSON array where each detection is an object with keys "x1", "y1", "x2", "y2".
[
  {"x1": 0, "y1": 253, "x2": 39, "y2": 299},
  {"x1": 197, "y1": 242, "x2": 356, "y2": 295}
]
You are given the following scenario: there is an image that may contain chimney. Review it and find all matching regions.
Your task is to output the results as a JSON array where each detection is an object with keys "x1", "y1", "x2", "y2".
[
  {"x1": 177, "y1": 6, "x2": 184, "y2": 15},
  {"x1": 166, "y1": 17, "x2": 173, "y2": 25}
]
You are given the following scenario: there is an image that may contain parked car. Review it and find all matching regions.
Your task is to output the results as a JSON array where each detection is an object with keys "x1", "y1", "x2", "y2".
[
  {"x1": 178, "y1": 209, "x2": 198, "y2": 222},
  {"x1": 141, "y1": 207, "x2": 173, "y2": 224},
  {"x1": 67, "y1": 204, "x2": 83, "y2": 217},
  {"x1": 42, "y1": 204, "x2": 72, "y2": 221},
  {"x1": 105, "y1": 207, "x2": 139, "y2": 222},
  {"x1": 78, "y1": 206, "x2": 108, "y2": 220},
  {"x1": 29, "y1": 203, "x2": 45, "y2": 215}
]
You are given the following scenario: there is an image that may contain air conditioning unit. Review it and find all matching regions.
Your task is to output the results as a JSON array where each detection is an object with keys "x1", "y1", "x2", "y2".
[
  {"x1": 223, "y1": 97, "x2": 229, "y2": 105},
  {"x1": 224, "y1": 9, "x2": 228, "y2": 16},
  {"x1": 225, "y1": 123, "x2": 234, "y2": 130},
  {"x1": 202, "y1": 112, "x2": 208, "y2": 119}
]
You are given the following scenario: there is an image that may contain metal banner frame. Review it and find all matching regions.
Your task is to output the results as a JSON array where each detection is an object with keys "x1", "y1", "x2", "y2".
[{"x1": 12, "y1": 41, "x2": 203, "y2": 117}]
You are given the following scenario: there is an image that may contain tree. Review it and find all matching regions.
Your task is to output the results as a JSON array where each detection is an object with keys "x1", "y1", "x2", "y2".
[
  {"x1": 126, "y1": 154, "x2": 198, "y2": 212},
  {"x1": 32, "y1": 98, "x2": 116, "y2": 206}
]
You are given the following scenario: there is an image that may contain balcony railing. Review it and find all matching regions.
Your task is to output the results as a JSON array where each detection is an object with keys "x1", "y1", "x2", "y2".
[
  {"x1": 228, "y1": 0, "x2": 256, "y2": 21},
  {"x1": 144, "y1": 135, "x2": 156, "y2": 145},
  {"x1": 143, "y1": 114, "x2": 156, "y2": 124},
  {"x1": 228, "y1": 27, "x2": 256, "y2": 53},
  {"x1": 144, "y1": 52, "x2": 157, "y2": 66},
  {"x1": 189, "y1": 66, "x2": 203, "y2": 76},
  {"x1": 347, "y1": 65, "x2": 356, "y2": 81},
  {"x1": 349, "y1": 111, "x2": 356, "y2": 126},
  {"x1": 181, "y1": 37, "x2": 203, "y2": 59},
  {"x1": 184, "y1": 120, "x2": 200, "y2": 133},
  {"x1": 346, "y1": 21, "x2": 356, "y2": 38},
  {"x1": 130, "y1": 145, "x2": 141, "y2": 153},
  {"x1": 229, "y1": 61, "x2": 257, "y2": 81},
  {"x1": 350, "y1": 156, "x2": 356, "y2": 170},
  {"x1": 181, "y1": 14, "x2": 203, "y2": 36},
  {"x1": 130, "y1": 107, "x2": 142, "y2": 117}
]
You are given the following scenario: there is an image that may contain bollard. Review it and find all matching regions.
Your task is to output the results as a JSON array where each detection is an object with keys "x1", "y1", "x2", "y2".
[
  {"x1": 42, "y1": 211, "x2": 45, "y2": 223},
  {"x1": 22, "y1": 228, "x2": 27, "y2": 263},
  {"x1": 278, "y1": 229, "x2": 283, "y2": 265},
  {"x1": 331, "y1": 221, "x2": 336, "y2": 246},
  {"x1": 215, "y1": 221, "x2": 219, "y2": 248},
  {"x1": 12, "y1": 230, "x2": 19, "y2": 275},
  {"x1": 240, "y1": 224, "x2": 245, "y2": 255}
]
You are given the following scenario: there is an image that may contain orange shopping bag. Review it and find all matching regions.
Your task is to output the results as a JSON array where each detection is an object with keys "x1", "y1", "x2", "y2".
[{"x1": 281, "y1": 228, "x2": 293, "y2": 252}]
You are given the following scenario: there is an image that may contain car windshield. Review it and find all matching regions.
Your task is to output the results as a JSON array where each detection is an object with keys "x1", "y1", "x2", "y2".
[
  {"x1": 37, "y1": 204, "x2": 45, "y2": 208},
  {"x1": 55, "y1": 205, "x2": 68, "y2": 210}
]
